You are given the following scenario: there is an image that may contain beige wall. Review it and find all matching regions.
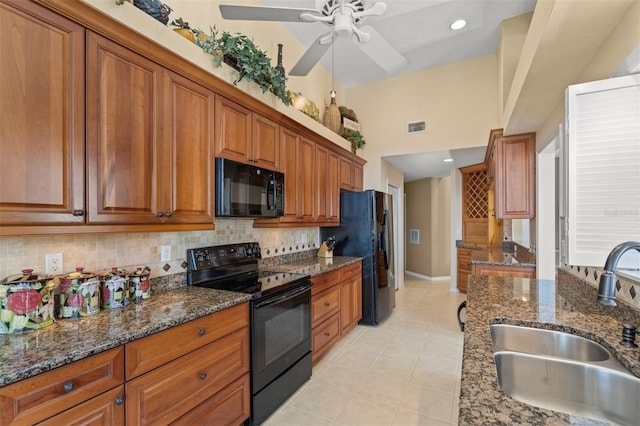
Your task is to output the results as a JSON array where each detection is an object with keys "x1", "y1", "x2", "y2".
[
  {"x1": 346, "y1": 55, "x2": 500, "y2": 191},
  {"x1": 405, "y1": 177, "x2": 451, "y2": 278}
]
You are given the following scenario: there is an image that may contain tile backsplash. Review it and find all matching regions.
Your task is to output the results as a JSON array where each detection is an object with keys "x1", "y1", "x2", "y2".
[
  {"x1": 0, "y1": 219, "x2": 319, "y2": 279},
  {"x1": 561, "y1": 264, "x2": 640, "y2": 310}
]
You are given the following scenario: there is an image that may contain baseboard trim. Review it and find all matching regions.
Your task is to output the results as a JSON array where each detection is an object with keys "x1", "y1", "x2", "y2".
[{"x1": 405, "y1": 271, "x2": 451, "y2": 281}]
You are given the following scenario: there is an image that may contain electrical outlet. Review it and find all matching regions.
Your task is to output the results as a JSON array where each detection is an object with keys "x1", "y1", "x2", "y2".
[
  {"x1": 45, "y1": 253, "x2": 63, "y2": 274},
  {"x1": 161, "y1": 245, "x2": 171, "y2": 262}
]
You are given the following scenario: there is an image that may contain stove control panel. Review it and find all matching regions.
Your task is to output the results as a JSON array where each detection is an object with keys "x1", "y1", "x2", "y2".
[{"x1": 187, "y1": 242, "x2": 261, "y2": 271}]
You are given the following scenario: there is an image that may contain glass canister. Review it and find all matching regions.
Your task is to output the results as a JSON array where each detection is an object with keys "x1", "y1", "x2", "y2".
[
  {"x1": 57, "y1": 267, "x2": 101, "y2": 319},
  {"x1": 128, "y1": 267, "x2": 151, "y2": 303},
  {"x1": 0, "y1": 269, "x2": 56, "y2": 334},
  {"x1": 100, "y1": 267, "x2": 129, "y2": 310}
]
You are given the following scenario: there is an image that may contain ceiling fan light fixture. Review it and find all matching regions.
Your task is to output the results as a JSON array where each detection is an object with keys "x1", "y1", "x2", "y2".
[
  {"x1": 444, "y1": 158, "x2": 454, "y2": 163},
  {"x1": 450, "y1": 19, "x2": 467, "y2": 31}
]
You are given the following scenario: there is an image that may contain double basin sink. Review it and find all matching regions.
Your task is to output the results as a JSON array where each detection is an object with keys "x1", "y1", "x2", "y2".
[{"x1": 490, "y1": 324, "x2": 640, "y2": 425}]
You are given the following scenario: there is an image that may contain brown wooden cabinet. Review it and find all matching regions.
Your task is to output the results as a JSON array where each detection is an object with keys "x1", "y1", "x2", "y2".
[
  {"x1": 340, "y1": 262, "x2": 363, "y2": 335},
  {"x1": 472, "y1": 263, "x2": 536, "y2": 278},
  {"x1": 125, "y1": 303, "x2": 250, "y2": 425},
  {"x1": 456, "y1": 248, "x2": 473, "y2": 293},
  {"x1": 37, "y1": 385, "x2": 125, "y2": 426},
  {"x1": 86, "y1": 32, "x2": 215, "y2": 225},
  {"x1": 460, "y1": 163, "x2": 503, "y2": 248},
  {"x1": 314, "y1": 145, "x2": 341, "y2": 225},
  {"x1": 488, "y1": 129, "x2": 536, "y2": 219},
  {"x1": 0, "y1": 0, "x2": 85, "y2": 225},
  {"x1": 327, "y1": 151, "x2": 341, "y2": 223},
  {"x1": 310, "y1": 262, "x2": 362, "y2": 364},
  {"x1": 0, "y1": 347, "x2": 124, "y2": 425},
  {"x1": 278, "y1": 127, "x2": 315, "y2": 224},
  {"x1": 215, "y1": 95, "x2": 279, "y2": 170}
]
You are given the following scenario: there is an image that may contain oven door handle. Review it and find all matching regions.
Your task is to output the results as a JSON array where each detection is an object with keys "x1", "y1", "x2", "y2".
[{"x1": 253, "y1": 282, "x2": 312, "y2": 309}]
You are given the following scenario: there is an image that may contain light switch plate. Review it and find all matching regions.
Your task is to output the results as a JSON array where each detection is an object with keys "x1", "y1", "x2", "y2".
[{"x1": 161, "y1": 245, "x2": 171, "y2": 262}]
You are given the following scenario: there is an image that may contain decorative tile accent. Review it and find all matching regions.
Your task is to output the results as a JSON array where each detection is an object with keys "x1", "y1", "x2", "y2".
[
  {"x1": 181, "y1": 261, "x2": 188, "y2": 269},
  {"x1": 631, "y1": 286, "x2": 637, "y2": 299},
  {"x1": 561, "y1": 264, "x2": 640, "y2": 310},
  {"x1": 162, "y1": 263, "x2": 171, "y2": 272}
]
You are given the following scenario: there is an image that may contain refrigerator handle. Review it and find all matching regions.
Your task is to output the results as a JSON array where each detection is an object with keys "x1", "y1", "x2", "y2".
[{"x1": 380, "y1": 210, "x2": 389, "y2": 270}]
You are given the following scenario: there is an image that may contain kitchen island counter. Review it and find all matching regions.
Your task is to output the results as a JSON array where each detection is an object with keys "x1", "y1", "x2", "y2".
[
  {"x1": 260, "y1": 256, "x2": 362, "y2": 277},
  {"x1": 459, "y1": 270, "x2": 640, "y2": 425}
]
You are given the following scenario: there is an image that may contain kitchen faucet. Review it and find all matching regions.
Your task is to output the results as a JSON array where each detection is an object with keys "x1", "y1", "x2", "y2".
[{"x1": 597, "y1": 241, "x2": 640, "y2": 306}]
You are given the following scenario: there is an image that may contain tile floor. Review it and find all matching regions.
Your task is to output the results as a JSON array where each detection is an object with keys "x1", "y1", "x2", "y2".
[{"x1": 264, "y1": 276, "x2": 467, "y2": 426}]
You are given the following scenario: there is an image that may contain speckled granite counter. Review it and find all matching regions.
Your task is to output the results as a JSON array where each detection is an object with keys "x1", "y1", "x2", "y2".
[
  {"x1": 459, "y1": 270, "x2": 640, "y2": 425},
  {"x1": 260, "y1": 256, "x2": 362, "y2": 277},
  {"x1": 0, "y1": 287, "x2": 250, "y2": 387},
  {"x1": 470, "y1": 245, "x2": 536, "y2": 267}
]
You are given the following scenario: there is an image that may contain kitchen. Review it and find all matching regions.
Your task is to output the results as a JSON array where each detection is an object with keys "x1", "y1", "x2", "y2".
[{"x1": 1, "y1": 0, "x2": 640, "y2": 425}]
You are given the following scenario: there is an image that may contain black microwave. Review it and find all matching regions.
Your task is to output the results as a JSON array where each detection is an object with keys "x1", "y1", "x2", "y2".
[{"x1": 215, "y1": 158, "x2": 285, "y2": 218}]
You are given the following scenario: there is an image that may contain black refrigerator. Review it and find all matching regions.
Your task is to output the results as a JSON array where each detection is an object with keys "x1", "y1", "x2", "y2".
[{"x1": 321, "y1": 190, "x2": 395, "y2": 325}]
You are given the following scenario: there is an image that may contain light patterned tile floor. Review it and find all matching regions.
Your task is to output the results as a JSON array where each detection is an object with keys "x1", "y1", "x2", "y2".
[{"x1": 263, "y1": 277, "x2": 466, "y2": 426}]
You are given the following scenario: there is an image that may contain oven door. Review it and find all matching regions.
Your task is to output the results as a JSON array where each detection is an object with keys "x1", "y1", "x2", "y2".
[{"x1": 251, "y1": 282, "x2": 312, "y2": 393}]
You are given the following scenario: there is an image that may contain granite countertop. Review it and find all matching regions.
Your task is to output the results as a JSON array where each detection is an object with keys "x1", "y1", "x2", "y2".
[
  {"x1": 0, "y1": 287, "x2": 250, "y2": 387},
  {"x1": 457, "y1": 242, "x2": 536, "y2": 267},
  {"x1": 0, "y1": 255, "x2": 361, "y2": 388},
  {"x1": 263, "y1": 256, "x2": 362, "y2": 277},
  {"x1": 459, "y1": 270, "x2": 640, "y2": 425}
]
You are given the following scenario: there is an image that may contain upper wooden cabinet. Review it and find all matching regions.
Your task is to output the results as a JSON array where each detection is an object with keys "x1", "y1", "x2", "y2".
[
  {"x1": 86, "y1": 32, "x2": 215, "y2": 225},
  {"x1": 314, "y1": 145, "x2": 340, "y2": 225},
  {"x1": 214, "y1": 95, "x2": 279, "y2": 170},
  {"x1": 327, "y1": 150, "x2": 341, "y2": 223},
  {"x1": 278, "y1": 127, "x2": 315, "y2": 224},
  {"x1": 488, "y1": 129, "x2": 536, "y2": 219},
  {"x1": 0, "y1": 0, "x2": 85, "y2": 225},
  {"x1": 339, "y1": 157, "x2": 364, "y2": 192}
]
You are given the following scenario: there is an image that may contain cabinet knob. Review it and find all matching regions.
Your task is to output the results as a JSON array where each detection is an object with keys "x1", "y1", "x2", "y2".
[
  {"x1": 72, "y1": 209, "x2": 84, "y2": 216},
  {"x1": 115, "y1": 396, "x2": 124, "y2": 405},
  {"x1": 63, "y1": 382, "x2": 76, "y2": 393},
  {"x1": 324, "y1": 301, "x2": 330, "y2": 307},
  {"x1": 165, "y1": 212, "x2": 173, "y2": 217},
  {"x1": 198, "y1": 329, "x2": 206, "y2": 336},
  {"x1": 200, "y1": 373, "x2": 207, "y2": 380},
  {"x1": 324, "y1": 332, "x2": 331, "y2": 337},
  {"x1": 156, "y1": 212, "x2": 164, "y2": 217}
]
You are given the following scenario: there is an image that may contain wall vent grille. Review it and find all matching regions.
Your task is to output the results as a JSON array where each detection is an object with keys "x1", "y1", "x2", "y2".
[{"x1": 407, "y1": 121, "x2": 426, "y2": 134}]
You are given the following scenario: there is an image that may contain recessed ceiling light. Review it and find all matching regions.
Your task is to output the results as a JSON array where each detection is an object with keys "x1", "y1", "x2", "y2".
[
  {"x1": 450, "y1": 19, "x2": 467, "y2": 31},
  {"x1": 444, "y1": 158, "x2": 454, "y2": 163}
]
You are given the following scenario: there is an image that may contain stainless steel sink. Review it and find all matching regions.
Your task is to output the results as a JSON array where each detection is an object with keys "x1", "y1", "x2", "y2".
[
  {"x1": 494, "y1": 351, "x2": 640, "y2": 425},
  {"x1": 490, "y1": 324, "x2": 611, "y2": 362}
]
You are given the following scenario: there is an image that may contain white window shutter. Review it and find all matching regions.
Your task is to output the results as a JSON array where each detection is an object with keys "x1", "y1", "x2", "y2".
[{"x1": 566, "y1": 74, "x2": 640, "y2": 268}]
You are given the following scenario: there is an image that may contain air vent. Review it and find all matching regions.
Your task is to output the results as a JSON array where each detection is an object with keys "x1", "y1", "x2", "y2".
[
  {"x1": 407, "y1": 121, "x2": 426, "y2": 134},
  {"x1": 410, "y1": 229, "x2": 420, "y2": 244}
]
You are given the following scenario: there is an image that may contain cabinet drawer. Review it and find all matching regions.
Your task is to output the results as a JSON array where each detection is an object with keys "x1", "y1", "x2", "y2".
[
  {"x1": 171, "y1": 373, "x2": 250, "y2": 426},
  {"x1": 0, "y1": 347, "x2": 124, "y2": 425},
  {"x1": 311, "y1": 270, "x2": 341, "y2": 295},
  {"x1": 126, "y1": 327, "x2": 250, "y2": 425},
  {"x1": 125, "y1": 302, "x2": 249, "y2": 379},
  {"x1": 312, "y1": 313, "x2": 340, "y2": 364},
  {"x1": 37, "y1": 385, "x2": 125, "y2": 426},
  {"x1": 341, "y1": 262, "x2": 362, "y2": 281},
  {"x1": 312, "y1": 286, "x2": 340, "y2": 328}
]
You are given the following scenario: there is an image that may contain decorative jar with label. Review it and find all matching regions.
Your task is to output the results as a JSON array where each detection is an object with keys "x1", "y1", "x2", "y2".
[
  {"x1": 100, "y1": 267, "x2": 129, "y2": 309},
  {"x1": 128, "y1": 267, "x2": 151, "y2": 302},
  {"x1": 57, "y1": 267, "x2": 101, "y2": 319},
  {"x1": 0, "y1": 269, "x2": 56, "y2": 334}
]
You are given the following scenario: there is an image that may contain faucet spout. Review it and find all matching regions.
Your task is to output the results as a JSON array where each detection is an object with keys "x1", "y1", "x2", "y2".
[{"x1": 597, "y1": 241, "x2": 640, "y2": 306}]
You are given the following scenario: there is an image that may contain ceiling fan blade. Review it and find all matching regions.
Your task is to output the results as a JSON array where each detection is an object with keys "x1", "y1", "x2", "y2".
[
  {"x1": 219, "y1": 5, "x2": 319, "y2": 22},
  {"x1": 289, "y1": 32, "x2": 335, "y2": 76},
  {"x1": 356, "y1": 25, "x2": 408, "y2": 75}
]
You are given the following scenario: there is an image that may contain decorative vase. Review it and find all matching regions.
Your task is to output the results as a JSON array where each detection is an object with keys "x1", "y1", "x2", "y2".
[
  {"x1": 275, "y1": 44, "x2": 285, "y2": 77},
  {"x1": 323, "y1": 97, "x2": 342, "y2": 134},
  {"x1": 133, "y1": 0, "x2": 172, "y2": 25}
]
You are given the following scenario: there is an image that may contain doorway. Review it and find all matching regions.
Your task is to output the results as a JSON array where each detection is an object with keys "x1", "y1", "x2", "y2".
[{"x1": 387, "y1": 183, "x2": 403, "y2": 291}]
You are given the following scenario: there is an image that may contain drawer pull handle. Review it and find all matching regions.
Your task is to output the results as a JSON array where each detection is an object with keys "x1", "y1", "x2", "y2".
[
  {"x1": 198, "y1": 329, "x2": 206, "y2": 336},
  {"x1": 63, "y1": 382, "x2": 76, "y2": 393},
  {"x1": 166, "y1": 212, "x2": 173, "y2": 217},
  {"x1": 200, "y1": 373, "x2": 207, "y2": 380},
  {"x1": 324, "y1": 302, "x2": 330, "y2": 307},
  {"x1": 156, "y1": 212, "x2": 164, "y2": 217},
  {"x1": 72, "y1": 209, "x2": 84, "y2": 216},
  {"x1": 324, "y1": 332, "x2": 331, "y2": 337},
  {"x1": 115, "y1": 397, "x2": 124, "y2": 405}
]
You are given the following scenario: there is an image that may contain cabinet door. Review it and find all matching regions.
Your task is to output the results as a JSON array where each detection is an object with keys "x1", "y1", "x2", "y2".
[
  {"x1": 339, "y1": 157, "x2": 353, "y2": 190},
  {"x1": 327, "y1": 150, "x2": 340, "y2": 223},
  {"x1": 163, "y1": 70, "x2": 215, "y2": 224},
  {"x1": 86, "y1": 31, "x2": 163, "y2": 224},
  {"x1": 0, "y1": 0, "x2": 85, "y2": 225},
  {"x1": 37, "y1": 385, "x2": 125, "y2": 426},
  {"x1": 315, "y1": 144, "x2": 329, "y2": 223},
  {"x1": 214, "y1": 96, "x2": 251, "y2": 164},
  {"x1": 352, "y1": 163, "x2": 363, "y2": 191},
  {"x1": 297, "y1": 137, "x2": 316, "y2": 222},
  {"x1": 495, "y1": 133, "x2": 535, "y2": 219},
  {"x1": 252, "y1": 114, "x2": 279, "y2": 169},
  {"x1": 278, "y1": 127, "x2": 300, "y2": 222}
]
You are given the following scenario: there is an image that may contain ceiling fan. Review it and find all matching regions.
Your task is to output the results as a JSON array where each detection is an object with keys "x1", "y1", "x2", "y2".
[{"x1": 219, "y1": 0, "x2": 409, "y2": 76}]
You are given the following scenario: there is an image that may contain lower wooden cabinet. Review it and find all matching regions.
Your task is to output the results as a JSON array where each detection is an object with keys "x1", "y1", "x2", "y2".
[
  {"x1": 457, "y1": 248, "x2": 473, "y2": 293},
  {"x1": 38, "y1": 385, "x2": 125, "y2": 426},
  {"x1": 310, "y1": 261, "x2": 362, "y2": 364},
  {"x1": 0, "y1": 347, "x2": 124, "y2": 425},
  {"x1": 472, "y1": 263, "x2": 536, "y2": 278}
]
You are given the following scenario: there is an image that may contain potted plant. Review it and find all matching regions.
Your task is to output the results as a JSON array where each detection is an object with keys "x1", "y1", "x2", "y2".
[
  {"x1": 195, "y1": 28, "x2": 291, "y2": 106},
  {"x1": 344, "y1": 130, "x2": 365, "y2": 153}
]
